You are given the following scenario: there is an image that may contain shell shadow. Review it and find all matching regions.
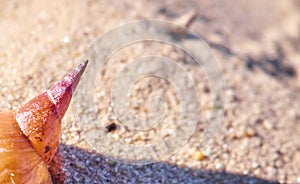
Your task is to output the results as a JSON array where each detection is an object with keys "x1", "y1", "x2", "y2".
[{"x1": 56, "y1": 144, "x2": 279, "y2": 184}]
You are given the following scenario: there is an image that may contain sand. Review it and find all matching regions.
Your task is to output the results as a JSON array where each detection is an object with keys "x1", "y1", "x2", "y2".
[{"x1": 0, "y1": 0, "x2": 299, "y2": 183}]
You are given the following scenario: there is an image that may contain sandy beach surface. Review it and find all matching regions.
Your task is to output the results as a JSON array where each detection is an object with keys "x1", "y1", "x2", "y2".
[{"x1": 0, "y1": 0, "x2": 300, "y2": 183}]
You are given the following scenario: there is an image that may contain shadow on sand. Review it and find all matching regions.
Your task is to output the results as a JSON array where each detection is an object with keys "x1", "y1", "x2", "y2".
[{"x1": 51, "y1": 144, "x2": 279, "y2": 184}]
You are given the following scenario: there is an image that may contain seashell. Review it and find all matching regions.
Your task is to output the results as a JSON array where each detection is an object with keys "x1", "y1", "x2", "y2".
[{"x1": 0, "y1": 60, "x2": 88, "y2": 184}]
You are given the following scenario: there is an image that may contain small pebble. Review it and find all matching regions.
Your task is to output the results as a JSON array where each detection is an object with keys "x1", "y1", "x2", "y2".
[
  {"x1": 263, "y1": 120, "x2": 274, "y2": 130},
  {"x1": 63, "y1": 36, "x2": 70, "y2": 44},
  {"x1": 106, "y1": 123, "x2": 117, "y2": 132},
  {"x1": 251, "y1": 162, "x2": 259, "y2": 169},
  {"x1": 215, "y1": 163, "x2": 224, "y2": 170},
  {"x1": 193, "y1": 151, "x2": 205, "y2": 161},
  {"x1": 107, "y1": 160, "x2": 116, "y2": 166},
  {"x1": 243, "y1": 170, "x2": 249, "y2": 175},
  {"x1": 75, "y1": 161, "x2": 85, "y2": 170},
  {"x1": 245, "y1": 128, "x2": 255, "y2": 137}
]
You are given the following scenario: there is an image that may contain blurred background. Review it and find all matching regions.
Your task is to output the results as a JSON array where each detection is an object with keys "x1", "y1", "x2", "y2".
[{"x1": 0, "y1": 0, "x2": 299, "y2": 183}]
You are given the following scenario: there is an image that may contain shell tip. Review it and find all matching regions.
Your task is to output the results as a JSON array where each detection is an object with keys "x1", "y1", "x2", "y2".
[{"x1": 70, "y1": 60, "x2": 88, "y2": 92}]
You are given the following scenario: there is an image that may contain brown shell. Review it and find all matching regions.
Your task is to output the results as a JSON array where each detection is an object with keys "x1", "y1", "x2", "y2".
[
  {"x1": 0, "y1": 111, "x2": 51, "y2": 183},
  {"x1": 16, "y1": 92, "x2": 63, "y2": 165},
  {"x1": 0, "y1": 61, "x2": 88, "y2": 184}
]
